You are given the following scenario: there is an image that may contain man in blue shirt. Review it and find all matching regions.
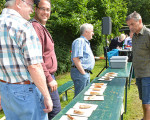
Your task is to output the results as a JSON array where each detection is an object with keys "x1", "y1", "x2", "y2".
[{"x1": 71, "y1": 23, "x2": 95, "y2": 97}]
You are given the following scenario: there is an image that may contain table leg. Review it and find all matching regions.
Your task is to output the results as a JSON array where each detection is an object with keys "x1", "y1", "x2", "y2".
[
  {"x1": 121, "y1": 114, "x2": 123, "y2": 120},
  {"x1": 128, "y1": 65, "x2": 133, "y2": 89},
  {"x1": 125, "y1": 78, "x2": 128, "y2": 113}
]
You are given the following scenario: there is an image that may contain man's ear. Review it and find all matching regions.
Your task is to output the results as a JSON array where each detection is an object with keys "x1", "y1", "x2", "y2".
[
  {"x1": 139, "y1": 19, "x2": 142, "y2": 24},
  {"x1": 15, "y1": 0, "x2": 22, "y2": 9}
]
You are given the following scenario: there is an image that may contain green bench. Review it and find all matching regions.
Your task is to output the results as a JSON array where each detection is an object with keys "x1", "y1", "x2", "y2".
[{"x1": 58, "y1": 81, "x2": 74, "y2": 101}]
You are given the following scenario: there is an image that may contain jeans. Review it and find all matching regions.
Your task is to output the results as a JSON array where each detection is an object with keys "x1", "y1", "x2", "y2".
[
  {"x1": 0, "y1": 82, "x2": 48, "y2": 120},
  {"x1": 48, "y1": 75, "x2": 61, "y2": 120},
  {"x1": 136, "y1": 77, "x2": 150, "y2": 104},
  {"x1": 71, "y1": 67, "x2": 90, "y2": 97}
]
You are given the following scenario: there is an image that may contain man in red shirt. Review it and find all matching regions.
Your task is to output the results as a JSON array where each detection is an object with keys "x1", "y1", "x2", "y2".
[{"x1": 31, "y1": 0, "x2": 61, "y2": 119}]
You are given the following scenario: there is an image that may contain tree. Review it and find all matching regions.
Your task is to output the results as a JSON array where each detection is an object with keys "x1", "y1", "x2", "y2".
[
  {"x1": 48, "y1": 0, "x2": 127, "y2": 74},
  {"x1": 0, "y1": 0, "x2": 5, "y2": 14},
  {"x1": 125, "y1": 0, "x2": 150, "y2": 24}
]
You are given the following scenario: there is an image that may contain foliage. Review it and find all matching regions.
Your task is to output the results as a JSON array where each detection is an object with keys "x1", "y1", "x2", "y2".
[
  {"x1": 125, "y1": 0, "x2": 150, "y2": 24},
  {"x1": 0, "y1": 0, "x2": 127, "y2": 75},
  {"x1": 49, "y1": 0, "x2": 127, "y2": 74},
  {"x1": 0, "y1": 0, "x2": 5, "y2": 14}
]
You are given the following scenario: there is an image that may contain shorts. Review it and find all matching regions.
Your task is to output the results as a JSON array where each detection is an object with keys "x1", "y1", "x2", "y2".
[{"x1": 136, "y1": 77, "x2": 150, "y2": 104}]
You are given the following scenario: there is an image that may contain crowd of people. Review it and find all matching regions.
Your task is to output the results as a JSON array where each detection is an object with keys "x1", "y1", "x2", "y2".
[{"x1": 0, "y1": 0, "x2": 149, "y2": 120}]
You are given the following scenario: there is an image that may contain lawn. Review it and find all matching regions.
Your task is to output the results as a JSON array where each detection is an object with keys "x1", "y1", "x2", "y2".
[{"x1": 0, "y1": 59, "x2": 143, "y2": 120}]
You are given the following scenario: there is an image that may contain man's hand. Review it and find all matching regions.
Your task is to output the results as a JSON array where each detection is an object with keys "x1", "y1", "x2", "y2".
[
  {"x1": 43, "y1": 97, "x2": 53, "y2": 113},
  {"x1": 48, "y1": 80, "x2": 58, "y2": 92},
  {"x1": 0, "y1": 96, "x2": 2, "y2": 111}
]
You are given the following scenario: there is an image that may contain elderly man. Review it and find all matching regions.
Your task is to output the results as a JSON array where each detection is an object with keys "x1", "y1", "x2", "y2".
[
  {"x1": 0, "y1": 0, "x2": 52, "y2": 120},
  {"x1": 71, "y1": 23, "x2": 95, "y2": 97},
  {"x1": 126, "y1": 11, "x2": 150, "y2": 120},
  {"x1": 30, "y1": 0, "x2": 61, "y2": 119},
  {"x1": 109, "y1": 34, "x2": 126, "y2": 51}
]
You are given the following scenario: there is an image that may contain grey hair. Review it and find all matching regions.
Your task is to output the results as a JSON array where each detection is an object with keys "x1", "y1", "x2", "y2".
[
  {"x1": 80, "y1": 23, "x2": 93, "y2": 35},
  {"x1": 126, "y1": 11, "x2": 142, "y2": 22},
  {"x1": 5, "y1": 0, "x2": 16, "y2": 7}
]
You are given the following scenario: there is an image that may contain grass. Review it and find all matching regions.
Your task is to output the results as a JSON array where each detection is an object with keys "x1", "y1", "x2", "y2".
[
  {"x1": 123, "y1": 79, "x2": 143, "y2": 120},
  {"x1": 0, "y1": 59, "x2": 143, "y2": 119}
]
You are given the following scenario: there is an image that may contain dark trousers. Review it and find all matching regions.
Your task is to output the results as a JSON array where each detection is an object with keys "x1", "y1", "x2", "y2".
[{"x1": 48, "y1": 75, "x2": 61, "y2": 120}]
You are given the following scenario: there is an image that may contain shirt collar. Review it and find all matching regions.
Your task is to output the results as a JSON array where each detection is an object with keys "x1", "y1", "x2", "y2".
[
  {"x1": 2, "y1": 8, "x2": 23, "y2": 19},
  {"x1": 134, "y1": 25, "x2": 145, "y2": 36},
  {"x1": 30, "y1": 18, "x2": 46, "y2": 27},
  {"x1": 80, "y1": 36, "x2": 89, "y2": 43}
]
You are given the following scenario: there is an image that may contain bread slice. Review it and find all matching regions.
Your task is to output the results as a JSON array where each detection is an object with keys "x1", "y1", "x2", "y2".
[
  {"x1": 79, "y1": 104, "x2": 91, "y2": 109},
  {"x1": 74, "y1": 110, "x2": 84, "y2": 115}
]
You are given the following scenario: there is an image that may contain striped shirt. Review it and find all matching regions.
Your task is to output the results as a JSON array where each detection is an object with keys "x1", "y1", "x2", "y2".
[
  {"x1": 0, "y1": 8, "x2": 43, "y2": 83},
  {"x1": 71, "y1": 36, "x2": 95, "y2": 70}
]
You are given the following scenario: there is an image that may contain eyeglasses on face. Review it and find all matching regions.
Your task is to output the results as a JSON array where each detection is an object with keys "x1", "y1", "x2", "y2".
[{"x1": 37, "y1": 7, "x2": 51, "y2": 12}]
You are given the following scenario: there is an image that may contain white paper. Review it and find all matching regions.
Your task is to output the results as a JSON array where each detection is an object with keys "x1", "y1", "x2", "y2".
[
  {"x1": 84, "y1": 89, "x2": 104, "y2": 96},
  {"x1": 66, "y1": 108, "x2": 93, "y2": 117},
  {"x1": 84, "y1": 96, "x2": 104, "y2": 101},
  {"x1": 101, "y1": 76, "x2": 114, "y2": 79},
  {"x1": 59, "y1": 115, "x2": 88, "y2": 120},
  {"x1": 98, "y1": 78, "x2": 112, "y2": 81},
  {"x1": 73, "y1": 102, "x2": 98, "y2": 110}
]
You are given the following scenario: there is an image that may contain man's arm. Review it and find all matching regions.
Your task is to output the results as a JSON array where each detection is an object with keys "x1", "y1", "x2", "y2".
[
  {"x1": 73, "y1": 57, "x2": 86, "y2": 74},
  {"x1": 32, "y1": 22, "x2": 57, "y2": 92},
  {"x1": 28, "y1": 63, "x2": 53, "y2": 113}
]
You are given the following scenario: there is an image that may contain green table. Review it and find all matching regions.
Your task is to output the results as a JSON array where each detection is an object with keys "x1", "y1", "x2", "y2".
[
  {"x1": 52, "y1": 77, "x2": 126, "y2": 120},
  {"x1": 97, "y1": 62, "x2": 133, "y2": 113},
  {"x1": 98, "y1": 62, "x2": 132, "y2": 78}
]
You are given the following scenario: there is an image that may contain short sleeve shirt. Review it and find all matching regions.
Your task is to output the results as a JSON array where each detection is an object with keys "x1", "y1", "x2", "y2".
[
  {"x1": 0, "y1": 8, "x2": 43, "y2": 83},
  {"x1": 132, "y1": 26, "x2": 150, "y2": 78},
  {"x1": 71, "y1": 36, "x2": 95, "y2": 70}
]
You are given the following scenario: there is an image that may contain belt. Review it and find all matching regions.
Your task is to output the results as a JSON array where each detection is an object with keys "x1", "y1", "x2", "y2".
[
  {"x1": 71, "y1": 66, "x2": 93, "y2": 74},
  {"x1": 0, "y1": 79, "x2": 33, "y2": 84}
]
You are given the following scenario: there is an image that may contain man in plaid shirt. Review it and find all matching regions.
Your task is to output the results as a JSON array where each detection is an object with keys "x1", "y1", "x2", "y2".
[{"x1": 0, "y1": 0, "x2": 52, "y2": 119}]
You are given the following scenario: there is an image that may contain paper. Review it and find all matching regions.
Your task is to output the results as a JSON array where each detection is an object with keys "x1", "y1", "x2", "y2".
[
  {"x1": 73, "y1": 102, "x2": 98, "y2": 110},
  {"x1": 105, "y1": 72, "x2": 118, "y2": 77},
  {"x1": 84, "y1": 89, "x2": 104, "y2": 95},
  {"x1": 98, "y1": 78, "x2": 112, "y2": 81},
  {"x1": 59, "y1": 115, "x2": 88, "y2": 120},
  {"x1": 66, "y1": 108, "x2": 93, "y2": 117},
  {"x1": 101, "y1": 76, "x2": 114, "y2": 79},
  {"x1": 84, "y1": 95, "x2": 104, "y2": 101}
]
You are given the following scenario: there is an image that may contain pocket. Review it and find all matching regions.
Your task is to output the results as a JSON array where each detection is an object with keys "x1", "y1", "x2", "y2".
[{"x1": 9, "y1": 85, "x2": 33, "y2": 101}]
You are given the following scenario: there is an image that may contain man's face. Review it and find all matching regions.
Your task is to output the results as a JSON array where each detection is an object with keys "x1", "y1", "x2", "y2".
[
  {"x1": 20, "y1": 0, "x2": 34, "y2": 20},
  {"x1": 35, "y1": 0, "x2": 51, "y2": 25},
  {"x1": 126, "y1": 18, "x2": 141, "y2": 34},
  {"x1": 86, "y1": 28, "x2": 94, "y2": 40}
]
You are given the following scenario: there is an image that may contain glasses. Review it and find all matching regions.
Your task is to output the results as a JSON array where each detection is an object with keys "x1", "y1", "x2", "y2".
[
  {"x1": 22, "y1": 0, "x2": 34, "y2": 9},
  {"x1": 37, "y1": 7, "x2": 51, "y2": 12}
]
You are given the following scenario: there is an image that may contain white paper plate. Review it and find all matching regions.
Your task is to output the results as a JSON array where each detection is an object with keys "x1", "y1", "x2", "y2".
[
  {"x1": 73, "y1": 102, "x2": 98, "y2": 110},
  {"x1": 91, "y1": 83, "x2": 107, "y2": 86},
  {"x1": 105, "y1": 73, "x2": 118, "y2": 77},
  {"x1": 84, "y1": 96, "x2": 104, "y2": 101},
  {"x1": 66, "y1": 108, "x2": 93, "y2": 117},
  {"x1": 89, "y1": 86, "x2": 106, "y2": 93},
  {"x1": 98, "y1": 78, "x2": 112, "y2": 81},
  {"x1": 59, "y1": 115, "x2": 88, "y2": 120},
  {"x1": 101, "y1": 76, "x2": 114, "y2": 79},
  {"x1": 84, "y1": 90, "x2": 104, "y2": 96}
]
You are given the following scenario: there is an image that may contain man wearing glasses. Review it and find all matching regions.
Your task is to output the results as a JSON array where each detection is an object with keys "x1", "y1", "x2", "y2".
[
  {"x1": 0, "y1": 0, "x2": 53, "y2": 120},
  {"x1": 31, "y1": 0, "x2": 61, "y2": 119}
]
